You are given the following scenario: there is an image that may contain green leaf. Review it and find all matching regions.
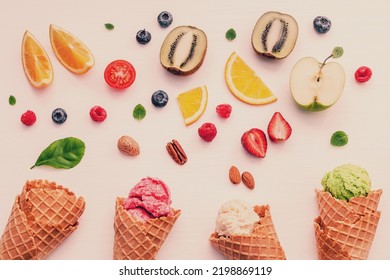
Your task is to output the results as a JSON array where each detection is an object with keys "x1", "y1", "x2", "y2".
[
  {"x1": 225, "y1": 28, "x2": 236, "y2": 41},
  {"x1": 105, "y1": 23, "x2": 114, "y2": 30},
  {"x1": 332, "y1": 46, "x2": 344, "y2": 58},
  {"x1": 330, "y1": 131, "x2": 348, "y2": 146},
  {"x1": 8, "y1": 95, "x2": 16, "y2": 105},
  {"x1": 31, "y1": 137, "x2": 86, "y2": 169},
  {"x1": 133, "y1": 104, "x2": 146, "y2": 120}
]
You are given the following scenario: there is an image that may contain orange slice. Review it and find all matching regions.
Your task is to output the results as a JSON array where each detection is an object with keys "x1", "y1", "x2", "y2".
[
  {"x1": 225, "y1": 51, "x2": 277, "y2": 105},
  {"x1": 177, "y1": 85, "x2": 208, "y2": 126},
  {"x1": 21, "y1": 31, "x2": 53, "y2": 88},
  {"x1": 49, "y1": 24, "x2": 94, "y2": 74}
]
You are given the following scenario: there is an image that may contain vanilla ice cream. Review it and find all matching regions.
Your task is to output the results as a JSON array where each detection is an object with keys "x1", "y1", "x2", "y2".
[{"x1": 215, "y1": 199, "x2": 259, "y2": 236}]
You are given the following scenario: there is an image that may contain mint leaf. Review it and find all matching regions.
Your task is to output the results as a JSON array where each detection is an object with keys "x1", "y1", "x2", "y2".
[
  {"x1": 332, "y1": 47, "x2": 344, "y2": 58},
  {"x1": 31, "y1": 137, "x2": 86, "y2": 169},
  {"x1": 9, "y1": 95, "x2": 16, "y2": 105},
  {"x1": 105, "y1": 23, "x2": 114, "y2": 30},
  {"x1": 133, "y1": 104, "x2": 146, "y2": 120},
  {"x1": 330, "y1": 131, "x2": 348, "y2": 146},
  {"x1": 225, "y1": 28, "x2": 236, "y2": 41}
]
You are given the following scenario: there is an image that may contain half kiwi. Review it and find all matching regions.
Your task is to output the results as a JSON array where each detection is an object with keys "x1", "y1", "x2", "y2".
[
  {"x1": 160, "y1": 25, "x2": 207, "y2": 76},
  {"x1": 252, "y1": 11, "x2": 298, "y2": 59}
]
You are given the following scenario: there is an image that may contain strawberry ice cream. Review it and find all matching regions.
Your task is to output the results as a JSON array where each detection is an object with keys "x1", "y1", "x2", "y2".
[{"x1": 124, "y1": 177, "x2": 173, "y2": 221}]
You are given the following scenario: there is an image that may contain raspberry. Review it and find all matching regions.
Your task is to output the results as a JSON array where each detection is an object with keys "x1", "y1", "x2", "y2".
[
  {"x1": 90, "y1": 106, "x2": 107, "y2": 122},
  {"x1": 198, "y1": 122, "x2": 217, "y2": 142},
  {"x1": 20, "y1": 110, "x2": 37, "y2": 126},
  {"x1": 355, "y1": 66, "x2": 372, "y2": 83},
  {"x1": 216, "y1": 104, "x2": 232, "y2": 118}
]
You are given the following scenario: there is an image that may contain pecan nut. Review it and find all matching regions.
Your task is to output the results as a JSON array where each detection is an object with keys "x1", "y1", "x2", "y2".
[{"x1": 166, "y1": 139, "x2": 187, "y2": 165}]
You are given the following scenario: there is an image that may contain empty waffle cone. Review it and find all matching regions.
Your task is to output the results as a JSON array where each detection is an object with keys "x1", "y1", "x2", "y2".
[
  {"x1": 314, "y1": 190, "x2": 382, "y2": 260},
  {"x1": 209, "y1": 205, "x2": 286, "y2": 260},
  {"x1": 113, "y1": 197, "x2": 181, "y2": 260},
  {"x1": 0, "y1": 180, "x2": 85, "y2": 260}
]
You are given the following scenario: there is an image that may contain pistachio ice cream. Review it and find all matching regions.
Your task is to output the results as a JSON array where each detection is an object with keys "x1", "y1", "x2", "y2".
[{"x1": 321, "y1": 164, "x2": 371, "y2": 201}]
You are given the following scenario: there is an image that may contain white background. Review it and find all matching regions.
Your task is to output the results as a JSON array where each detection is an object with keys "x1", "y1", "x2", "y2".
[{"x1": 0, "y1": 0, "x2": 389, "y2": 260}]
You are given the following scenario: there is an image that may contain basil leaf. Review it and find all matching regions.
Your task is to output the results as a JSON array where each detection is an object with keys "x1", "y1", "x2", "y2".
[
  {"x1": 31, "y1": 137, "x2": 86, "y2": 169},
  {"x1": 133, "y1": 104, "x2": 146, "y2": 120}
]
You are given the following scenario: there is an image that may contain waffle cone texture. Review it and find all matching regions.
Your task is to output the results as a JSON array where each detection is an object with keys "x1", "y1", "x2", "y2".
[
  {"x1": 209, "y1": 205, "x2": 286, "y2": 260},
  {"x1": 314, "y1": 189, "x2": 382, "y2": 260},
  {"x1": 0, "y1": 180, "x2": 85, "y2": 260},
  {"x1": 113, "y1": 197, "x2": 181, "y2": 260}
]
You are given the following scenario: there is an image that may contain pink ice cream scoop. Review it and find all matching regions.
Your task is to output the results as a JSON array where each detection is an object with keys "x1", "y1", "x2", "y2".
[{"x1": 124, "y1": 177, "x2": 172, "y2": 221}]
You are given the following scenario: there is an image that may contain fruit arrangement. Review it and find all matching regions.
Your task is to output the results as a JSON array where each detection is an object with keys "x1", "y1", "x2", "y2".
[{"x1": 3, "y1": 5, "x2": 381, "y2": 260}]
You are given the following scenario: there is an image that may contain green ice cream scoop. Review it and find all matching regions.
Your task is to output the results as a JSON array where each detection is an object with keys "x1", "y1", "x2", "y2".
[{"x1": 321, "y1": 164, "x2": 371, "y2": 201}]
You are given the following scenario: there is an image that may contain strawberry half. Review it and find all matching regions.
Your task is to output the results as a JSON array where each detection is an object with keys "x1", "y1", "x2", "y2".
[
  {"x1": 241, "y1": 128, "x2": 267, "y2": 158},
  {"x1": 267, "y1": 112, "x2": 292, "y2": 142}
]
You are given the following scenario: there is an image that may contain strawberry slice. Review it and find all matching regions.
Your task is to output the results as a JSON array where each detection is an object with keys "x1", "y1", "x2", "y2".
[
  {"x1": 241, "y1": 128, "x2": 267, "y2": 158},
  {"x1": 267, "y1": 112, "x2": 292, "y2": 142}
]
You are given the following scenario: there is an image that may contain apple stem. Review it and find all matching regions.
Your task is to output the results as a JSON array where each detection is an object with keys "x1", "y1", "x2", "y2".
[
  {"x1": 321, "y1": 54, "x2": 334, "y2": 67},
  {"x1": 317, "y1": 54, "x2": 334, "y2": 82}
]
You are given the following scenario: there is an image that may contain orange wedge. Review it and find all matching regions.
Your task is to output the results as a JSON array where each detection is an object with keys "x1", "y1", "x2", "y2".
[
  {"x1": 225, "y1": 52, "x2": 277, "y2": 105},
  {"x1": 21, "y1": 31, "x2": 53, "y2": 88},
  {"x1": 177, "y1": 85, "x2": 208, "y2": 126},
  {"x1": 49, "y1": 24, "x2": 94, "y2": 74}
]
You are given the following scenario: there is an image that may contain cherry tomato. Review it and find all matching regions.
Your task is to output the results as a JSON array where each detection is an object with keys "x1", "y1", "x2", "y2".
[{"x1": 104, "y1": 60, "x2": 136, "y2": 89}]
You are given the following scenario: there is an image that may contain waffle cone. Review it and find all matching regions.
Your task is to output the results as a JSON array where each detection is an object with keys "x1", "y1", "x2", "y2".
[
  {"x1": 314, "y1": 190, "x2": 382, "y2": 259},
  {"x1": 209, "y1": 205, "x2": 286, "y2": 260},
  {"x1": 0, "y1": 180, "x2": 85, "y2": 260},
  {"x1": 113, "y1": 197, "x2": 181, "y2": 260}
]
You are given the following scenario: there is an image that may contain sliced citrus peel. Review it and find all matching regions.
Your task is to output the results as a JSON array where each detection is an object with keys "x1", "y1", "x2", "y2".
[
  {"x1": 225, "y1": 52, "x2": 277, "y2": 105},
  {"x1": 49, "y1": 24, "x2": 94, "y2": 74},
  {"x1": 21, "y1": 31, "x2": 53, "y2": 88},
  {"x1": 177, "y1": 85, "x2": 208, "y2": 126}
]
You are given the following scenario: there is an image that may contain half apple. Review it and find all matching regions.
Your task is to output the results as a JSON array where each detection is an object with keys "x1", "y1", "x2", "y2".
[{"x1": 290, "y1": 57, "x2": 345, "y2": 111}]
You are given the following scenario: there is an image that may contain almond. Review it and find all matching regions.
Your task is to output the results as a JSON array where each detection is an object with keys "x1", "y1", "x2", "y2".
[
  {"x1": 117, "y1": 135, "x2": 140, "y2": 156},
  {"x1": 229, "y1": 166, "x2": 241, "y2": 184},
  {"x1": 242, "y1": 171, "x2": 255, "y2": 190}
]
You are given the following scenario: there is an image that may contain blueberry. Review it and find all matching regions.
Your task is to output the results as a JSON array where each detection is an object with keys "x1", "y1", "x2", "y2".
[
  {"x1": 51, "y1": 108, "x2": 67, "y2": 124},
  {"x1": 157, "y1": 11, "x2": 173, "y2": 28},
  {"x1": 313, "y1": 16, "x2": 332, "y2": 34},
  {"x1": 151, "y1": 90, "x2": 169, "y2": 108},
  {"x1": 136, "y1": 29, "x2": 152, "y2": 44}
]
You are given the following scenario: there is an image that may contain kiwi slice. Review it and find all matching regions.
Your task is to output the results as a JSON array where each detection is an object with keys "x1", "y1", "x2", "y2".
[
  {"x1": 252, "y1": 11, "x2": 298, "y2": 59},
  {"x1": 160, "y1": 25, "x2": 207, "y2": 76}
]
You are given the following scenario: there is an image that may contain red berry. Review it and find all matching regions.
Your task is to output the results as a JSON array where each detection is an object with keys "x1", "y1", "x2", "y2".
[
  {"x1": 241, "y1": 128, "x2": 267, "y2": 158},
  {"x1": 354, "y1": 66, "x2": 372, "y2": 83},
  {"x1": 267, "y1": 112, "x2": 292, "y2": 142},
  {"x1": 90, "y1": 106, "x2": 107, "y2": 122},
  {"x1": 216, "y1": 104, "x2": 232, "y2": 118},
  {"x1": 20, "y1": 110, "x2": 37, "y2": 126},
  {"x1": 198, "y1": 122, "x2": 217, "y2": 142}
]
